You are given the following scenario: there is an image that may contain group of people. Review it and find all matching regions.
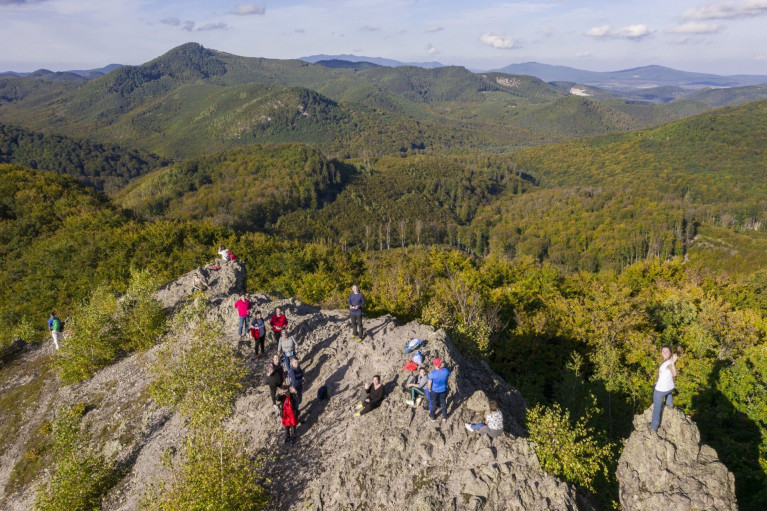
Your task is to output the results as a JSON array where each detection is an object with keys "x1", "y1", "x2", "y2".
[{"x1": 265, "y1": 354, "x2": 304, "y2": 445}]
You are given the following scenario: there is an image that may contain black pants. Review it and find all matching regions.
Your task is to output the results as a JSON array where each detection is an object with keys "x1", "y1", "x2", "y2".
[
  {"x1": 350, "y1": 313, "x2": 363, "y2": 337},
  {"x1": 254, "y1": 335, "x2": 265, "y2": 355},
  {"x1": 269, "y1": 384, "x2": 280, "y2": 405},
  {"x1": 284, "y1": 425, "x2": 296, "y2": 439}
]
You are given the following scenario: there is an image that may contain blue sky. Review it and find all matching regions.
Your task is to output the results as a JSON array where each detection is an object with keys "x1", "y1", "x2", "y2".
[{"x1": 2, "y1": 0, "x2": 766, "y2": 74}]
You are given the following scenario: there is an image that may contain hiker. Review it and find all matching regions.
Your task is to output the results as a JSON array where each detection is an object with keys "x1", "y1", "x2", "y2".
[
  {"x1": 427, "y1": 358, "x2": 451, "y2": 421},
  {"x1": 464, "y1": 399, "x2": 504, "y2": 438},
  {"x1": 217, "y1": 245, "x2": 231, "y2": 263},
  {"x1": 48, "y1": 312, "x2": 63, "y2": 350},
  {"x1": 650, "y1": 345, "x2": 678, "y2": 432},
  {"x1": 250, "y1": 311, "x2": 267, "y2": 358},
  {"x1": 348, "y1": 284, "x2": 365, "y2": 340},
  {"x1": 269, "y1": 307, "x2": 288, "y2": 345},
  {"x1": 266, "y1": 355, "x2": 284, "y2": 412},
  {"x1": 355, "y1": 375, "x2": 385, "y2": 416},
  {"x1": 288, "y1": 358, "x2": 305, "y2": 409},
  {"x1": 279, "y1": 385, "x2": 299, "y2": 445},
  {"x1": 234, "y1": 295, "x2": 251, "y2": 338},
  {"x1": 277, "y1": 331, "x2": 298, "y2": 372},
  {"x1": 405, "y1": 367, "x2": 429, "y2": 407}
]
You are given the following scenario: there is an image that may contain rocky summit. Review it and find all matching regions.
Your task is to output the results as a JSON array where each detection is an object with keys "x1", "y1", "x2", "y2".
[
  {"x1": 1, "y1": 261, "x2": 587, "y2": 510},
  {"x1": 617, "y1": 406, "x2": 737, "y2": 511}
]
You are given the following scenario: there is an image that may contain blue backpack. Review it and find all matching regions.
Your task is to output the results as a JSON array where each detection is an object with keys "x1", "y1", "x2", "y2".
[
  {"x1": 412, "y1": 350, "x2": 424, "y2": 366},
  {"x1": 404, "y1": 338, "x2": 423, "y2": 354}
]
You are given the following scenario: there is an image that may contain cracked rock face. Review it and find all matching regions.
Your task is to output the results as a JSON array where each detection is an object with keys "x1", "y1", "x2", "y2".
[{"x1": 616, "y1": 407, "x2": 737, "y2": 511}]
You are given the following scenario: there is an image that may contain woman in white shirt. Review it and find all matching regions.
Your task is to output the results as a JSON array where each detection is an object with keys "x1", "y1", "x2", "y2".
[
  {"x1": 465, "y1": 400, "x2": 504, "y2": 438},
  {"x1": 650, "y1": 345, "x2": 678, "y2": 431}
]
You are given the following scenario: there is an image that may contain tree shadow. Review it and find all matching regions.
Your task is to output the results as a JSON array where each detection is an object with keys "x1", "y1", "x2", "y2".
[{"x1": 691, "y1": 359, "x2": 766, "y2": 511}]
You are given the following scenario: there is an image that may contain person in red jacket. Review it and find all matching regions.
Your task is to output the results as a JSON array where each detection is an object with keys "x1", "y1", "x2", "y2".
[
  {"x1": 269, "y1": 307, "x2": 288, "y2": 345},
  {"x1": 234, "y1": 295, "x2": 251, "y2": 338},
  {"x1": 279, "y1": 385, "x2": 299, "y2": 445}
]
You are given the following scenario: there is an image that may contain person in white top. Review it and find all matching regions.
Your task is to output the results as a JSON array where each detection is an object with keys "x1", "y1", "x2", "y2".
[{"x1": 650, "y1": 345, "x2": 678, "y2": 431}]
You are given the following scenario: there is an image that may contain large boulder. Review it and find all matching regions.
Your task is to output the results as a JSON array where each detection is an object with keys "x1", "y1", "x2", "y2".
[
  {"x1": 616, "y1": 407, "x2": 737, "y2": 511},
  {"x1": 154, "y1": 260, "x2": 246, "y2": 311}
]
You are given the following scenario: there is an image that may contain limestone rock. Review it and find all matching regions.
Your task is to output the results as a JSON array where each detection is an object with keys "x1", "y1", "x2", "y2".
[{"x1": 616, "y1": 406, "x2": 737, "y2": 511}]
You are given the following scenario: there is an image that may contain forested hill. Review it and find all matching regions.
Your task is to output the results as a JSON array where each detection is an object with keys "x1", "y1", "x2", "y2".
[
  {"x1": 0, "y1": 42, "x2": 740, "y2": 160},
  {"x1": 0, "y1": 123, "x2": 168, "y2": 192}
]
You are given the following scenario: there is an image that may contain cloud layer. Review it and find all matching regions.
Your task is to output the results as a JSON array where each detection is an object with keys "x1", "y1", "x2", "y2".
[
  {"x1": 480, "y1": 33, "x2": 520, "y2": 49},
  {"x1": 585, "y1": 24, "x2": 653, "y2": 40},
  {"x1": 683, "y1": 0, "x2": 767, "y2": 20}
]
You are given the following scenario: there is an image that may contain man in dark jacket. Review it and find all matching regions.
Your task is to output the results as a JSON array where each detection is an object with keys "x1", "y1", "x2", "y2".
[{"x1": 348, "y1": 284, "x2": 365, "y2": 341}]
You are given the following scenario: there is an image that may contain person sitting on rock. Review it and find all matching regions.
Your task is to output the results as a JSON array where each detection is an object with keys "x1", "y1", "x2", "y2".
[
  {"x1": 356, "y1": 375, "x2": 385, "y2": 416},
  {"x1": 269, "y1": 307, "x2": 288, "y2": 345},
  {"x1": 234, "y1": 295, "x2": 251, "y2": 339},
  {"x1": 192, "y1": 270, "x2": 208, "y2": 291},
  {"x1": 650, "y1": 344, "x2": 678, "y2": 432},
  {"x1": 406, "y1": 367, "x2": 429, "y2": 407},
  {"x1": 278, "y1": 385, "x2": 299, "y2": 445},
  {"x1": 277, "y1": 330, "x2": 298, "y2": 372},
  {"x1": 465, "y1": 399, "x2": 504, "y2": 438},
  {"x1": 427, "y1": 358, "x2": 451, "y2": 422},
  {"x1": 266, "y1": 355, "x2": 285, "y2": 413},
  {"x1": 288, "y1": 358, "x2": 305, "y2": 411},
  {"x1": 250, "y1": 311, "x2": 267, "y2": 358},
  {"x1": 217, "y1": 245, "x2": 231, "y2": 264}
]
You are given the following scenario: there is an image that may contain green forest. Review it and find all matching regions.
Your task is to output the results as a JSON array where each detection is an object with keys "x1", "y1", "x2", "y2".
[{"x1": 1, "y1": 43, "x2": 767, "y2": 510}]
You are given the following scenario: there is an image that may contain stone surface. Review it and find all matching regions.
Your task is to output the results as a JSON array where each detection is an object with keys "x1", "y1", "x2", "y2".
[
  {"x1": 0, "y1": 261, "x2": 586, "y2": 511},
  {"x1": 616, "y1": 406, "x2": 738, "y2": 511}
]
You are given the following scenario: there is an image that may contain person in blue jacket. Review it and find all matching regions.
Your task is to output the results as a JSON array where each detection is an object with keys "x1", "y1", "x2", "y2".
[{"x1": 427, "y1": 357, "x2": 451, "y2": 421}]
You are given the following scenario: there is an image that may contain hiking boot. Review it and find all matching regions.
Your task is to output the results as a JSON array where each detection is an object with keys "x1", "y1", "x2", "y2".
[
  {"x1": 415, "y1": 397, "x2": 423, "y2": 407},
  {"x1": 355, "y1": 411, "x2": 361, "y2": 417},
  {"x1": 405, "y1": 399, "x2": 414, "y2": 406},
  {"x1": 291, "y1": 436, "x2": 297, "y2": 445},
  {"x1": 284, "y1": 435, "x2": 290, "y2": 444},
  {"x1": 465, "y1": 423, "x2": 473, "y2": 431},
  {"x1": 356, "y1": 403, "x2": 364, "y2": 410}
]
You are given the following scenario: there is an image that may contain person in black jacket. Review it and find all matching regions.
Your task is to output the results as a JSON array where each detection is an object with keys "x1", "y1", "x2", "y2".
[
  {"x1": 266, "y1": 355, "x2": 284, "y2": 412},
  {"x1": 355, "y1": 375, "x2": 385, "y2": 416}
]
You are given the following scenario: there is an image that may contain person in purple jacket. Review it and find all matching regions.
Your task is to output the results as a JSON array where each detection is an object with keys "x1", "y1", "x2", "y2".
[{"x1": 348, "y1": 284, "x2": 365, "y2": 341}]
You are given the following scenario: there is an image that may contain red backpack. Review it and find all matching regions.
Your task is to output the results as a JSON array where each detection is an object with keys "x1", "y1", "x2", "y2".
[
  {"x1": 282, "y1": 394, "x2": 297, "y2": 427},
  {"x1": 226, "y1": 249, "x2": 237, "y2": 261}
]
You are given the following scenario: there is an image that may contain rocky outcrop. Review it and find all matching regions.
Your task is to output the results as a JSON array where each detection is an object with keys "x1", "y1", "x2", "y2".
[
  {"x1": 616, "y1": 406, "x2": 737, "y2": 511},
  {"x1": 0, "y1": 262, "x2": 589, "y2": 510}
]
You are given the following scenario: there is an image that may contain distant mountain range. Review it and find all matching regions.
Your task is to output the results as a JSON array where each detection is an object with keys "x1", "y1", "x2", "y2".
[
  {"x1": 300, "y1": 54, "x2": 443, "y2": 69},
  {"x1": 492, "y1": 62, "x2": 767, "y2": 90},
  {"x1": 0, "y1": 64, "x2": 123, "y2": 81}
]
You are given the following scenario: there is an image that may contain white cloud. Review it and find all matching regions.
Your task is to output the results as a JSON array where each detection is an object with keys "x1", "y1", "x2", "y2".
[
  {"x1": 425, "y1": 26, "x2": 442, "y2": 33},
  {"x1": 541, "y1": 26, "x2": 553, "y2": 37},
  {"x1": 480, "y1": 33, "x2": 520, "y2": 49},
  {"x1": 230, "y1": 4, "x2": 265, "y2": 16},
  {"x1": 196, "y1": 22, "x2": 228, "y2": 31},
  {"x1": 668, "y1": 21, "x2": 722, "y2": 34},
  {"x1": 425, "y1": 43, "x2": 439, "y2": 55},
  {"x1": 585, "y1": 24, "x2": 653, "y2": 40},
  {"x1": 182, "y1": 20, "x2": 195, "y2": 32},
  {"x1": 683, "y1": 0, "x2": 767, "y2": 20},
  {"x1": 576, "y1": 51, "x2": 591, "y2": 57}
]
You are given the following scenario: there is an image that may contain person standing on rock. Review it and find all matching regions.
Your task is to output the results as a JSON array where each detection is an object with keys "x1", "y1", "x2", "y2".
[
  {"x1": 250, "y1": 311, "x2": 267, "y2": 358},
  {"x1": 48, "y1": 312, "x2": 63, "y2": 350},
  {"x1": 427, "y1": 358, "x2": 451, "y2": 422},
  {"x1": 356, "y1": 375, "x2": 385, "y2": 416},
  {"x1": 650, "y1": 345, "x2": 678, "y2": 432},
  {"x1": 277, "y1": 331, "x2": 298, "y2": 373},
  {"x1": 465, "y1": 400, "x2": 504, "y2": 438},
  {"x1": 279, "y1": 385, "x2": 299, "y2": 445},
  {"x1": 267, "y1": 355, "x2": 285, "y2": 412},
  {"x1": 348, "y1": 284, "x2": 365, "y2": 341},
  {"x1": 234, "y1": 295, "x2": 251, "y2": 339},
  {"x1": 269, "y1": 307, "x2": 288, "y2": 346},
  {"x1": 288, "y1": 358, "x2": 305, "y2": 411}
]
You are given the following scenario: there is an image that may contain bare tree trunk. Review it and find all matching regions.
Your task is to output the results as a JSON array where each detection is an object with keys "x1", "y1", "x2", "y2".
[
  {"x1": 399, "y1": 220, "x2": 406, "y2": 248},
  {"x1": 386, "y1": 221, "x2": 391, "y2": 250}
]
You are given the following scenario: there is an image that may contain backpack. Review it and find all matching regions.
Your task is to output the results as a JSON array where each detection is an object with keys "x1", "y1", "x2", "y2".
[
  {"x1": 226, "y1": 249, "x2": 237, "y2": 261},
  {"x1": 404, "y1": 338, "x2": 423, "y2": 354},
  {"x1": 412, "y1": 350, "x2": 424, "y2": 366},
  {"x1": 317, "y1": 385, "x2": 329, "y2": 400},
  {"x1": 51, "y1": 318, "x2": 62, "y2": 332}
]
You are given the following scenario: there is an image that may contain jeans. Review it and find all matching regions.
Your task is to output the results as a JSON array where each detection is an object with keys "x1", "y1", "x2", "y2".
[
  {"x1": 410, "y1": 387, "x2": 425, "y2": 401},
  {"x1": 350, "y1": 313, "x2": 363, "y2": 337},
  {"x1": 429, "y1": 390, "x2": 448, "y2": 420},
  {"x1": 651, "y1": 388, "x2": 674, "y2": 430},
  {"x1": 282, "y1": 352, "x2": 294, "y2": 372},
  {"x1": 470, "y1": 423, "x2": 486, "y2": 431},
  {"x1": 238, "y1": 316, "x2": 249, "y2": 337}
]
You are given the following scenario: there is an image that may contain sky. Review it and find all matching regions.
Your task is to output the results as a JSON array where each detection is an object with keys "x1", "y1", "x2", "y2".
[{"x1": 1, "y1": 0, "x2": 766, "y2": 75}]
